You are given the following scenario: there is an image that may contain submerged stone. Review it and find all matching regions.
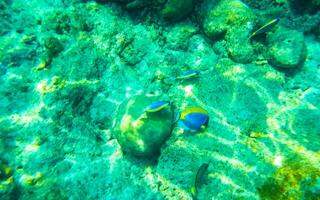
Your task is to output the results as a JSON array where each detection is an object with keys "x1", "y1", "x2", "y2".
[
  {"x1": 266, "y1": 27, "x2": 307, "y2": 69},
  {"x1": 226, "y1": 28, "x2": 254, "y2": 63},
  {"x1": 115, "y1": 95, "x2": 174, "y2": 157}
]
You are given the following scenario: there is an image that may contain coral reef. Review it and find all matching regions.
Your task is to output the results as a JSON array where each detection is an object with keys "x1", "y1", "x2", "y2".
[{"x1": 0, "y1": 0, "x2": 319, "y2": 199}]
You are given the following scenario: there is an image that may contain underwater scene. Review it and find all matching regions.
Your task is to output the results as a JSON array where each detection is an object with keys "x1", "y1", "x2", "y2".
[{"x1": 0, "y1": 0, "x2": 320, "y2": 199}]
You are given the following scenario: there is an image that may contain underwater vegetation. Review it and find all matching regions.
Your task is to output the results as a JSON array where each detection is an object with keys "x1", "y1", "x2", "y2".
[{"x1": 0, "y1": 0, "x2": 319, "y2": 199}]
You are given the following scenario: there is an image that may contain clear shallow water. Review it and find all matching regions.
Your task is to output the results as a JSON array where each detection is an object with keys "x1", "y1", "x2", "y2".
[{"x1": 0, "y1": 0, "x2": 319, "y2": 199}]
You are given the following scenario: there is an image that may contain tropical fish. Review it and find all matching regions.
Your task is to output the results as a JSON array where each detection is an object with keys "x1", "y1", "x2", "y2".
[
  {"x1": 145, "y1": 101, "x2": 170, "y2": 113},
  {"x1": 176, "y1": 70, "x2": 200, "y2": 80},
  {"x1": 178, "y1": 107, "x2": 209, "y2": 132},
  {"x1": 250, "y1": 18, "x2": 280, "y2": 39},
  {"x1": 191, "y1": 163, "x2": 209, "y2": 200}
]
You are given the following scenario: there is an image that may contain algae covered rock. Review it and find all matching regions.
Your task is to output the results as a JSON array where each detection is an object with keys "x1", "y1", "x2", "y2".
[
  {"x1": 225, "y1": 28, "x2": 254, "y2": 63},
  {"x1": 266, "y1": 27, "x2": 307, "y2": 69},
  {"x1": 203, "y1": 0, "x2": 254, "y2": 40},
  {"x1": 115, "y1": 95, "x2": 174, "y2": 157},
  {"x1": 165, "y1": 23, "x2": 198, "y2": 50},
  {"x1": 44, "y1": 36, "x2": 64, "y2": 57},
  {"x1": 161, "y1": 0, "x2": 194, "y2": 21},
  {"x1": 203, "y1": 0, "x2": 255, "y2": 63}
]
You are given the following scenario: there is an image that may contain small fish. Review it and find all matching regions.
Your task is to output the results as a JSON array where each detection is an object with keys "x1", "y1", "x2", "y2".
[
  {"x1": 191, "y1": 163, "x2": 209, "y2": 200},
  {"x1": 178, "y1": 107, "x2": 209, "y2": 132},
  {"x1": 250, "y1": 18, "x2": 280, "y2": 39},
  {"x1": 176, "y1": 70, "x2": 200, "y2": 80},
  {"x1": 145, "y1": 101, "x2": 170, "y2": 113}
]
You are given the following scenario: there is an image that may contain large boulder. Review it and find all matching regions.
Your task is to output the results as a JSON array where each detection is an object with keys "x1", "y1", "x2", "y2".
[
  {"x1": 114, "y1": 95, "x2": 174, "y2": 157},
  {"x1": 266, "y1": 27, "x2": 307, "y2": 69}
]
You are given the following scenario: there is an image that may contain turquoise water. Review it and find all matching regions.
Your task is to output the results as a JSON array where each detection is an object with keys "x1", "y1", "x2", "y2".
[{"x1": 0, "y1": 0, "x2": 319, "y2": 199}]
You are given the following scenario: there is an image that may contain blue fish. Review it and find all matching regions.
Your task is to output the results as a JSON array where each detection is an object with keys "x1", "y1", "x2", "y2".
[
  {"x1": 176, "y1": 70, "x2": 200, "y2": 80},
  {"x1": 145, "y1": 101, "x2": 170, "y2": 113},
  {"x1": 250, "y1": 18, "x2": 280, "y2": 39},
  {"x1": 178, "y1": 107, "x2": 209, "y2": 132}
]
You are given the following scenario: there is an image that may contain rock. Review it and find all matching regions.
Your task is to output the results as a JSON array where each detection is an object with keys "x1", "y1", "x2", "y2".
[
  {"x1": 42, "y1": 10, "x2": 71, "y2": 34},
  {"x1": 266, "y1": 27, "x2": 307, "y2": 69},
  {"x1": 203, "y1": 0, "x2": 254, "y2": 40},
  {"x1": 115, "y1": 94, "x2": 173, "y2": 157},
  {"x1": 165, "y1": 23, "x2": 198, "y2": 50},
  {"x1": 161, "y1": 0, "x2": 194, "y2": 21},
  {"x1": 225, "y1": 28, "x2": 254, "y2": 63},
  {"x1": 44, "y1": 36, "x2": 64, "y2": 57},
  {"x1": 203, "y1": 0, "x2": 255, "y2": 63}
]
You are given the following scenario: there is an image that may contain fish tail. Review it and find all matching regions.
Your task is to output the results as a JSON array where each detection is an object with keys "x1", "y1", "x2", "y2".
[
  {"x1": 191, "y1": 186, "x2": 197, "y2": 200},
  {"x1": 172, "y1": 112, "x2": 181, "y2": 124}
]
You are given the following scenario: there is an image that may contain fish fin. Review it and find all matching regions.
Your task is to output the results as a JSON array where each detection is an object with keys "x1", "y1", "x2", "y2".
[
  {"x1": 173, "y1": 112, "x2": 181, "y2": 124},
  {"x1": 177, "y1": 120, "x2": 186, "y2": 129}
]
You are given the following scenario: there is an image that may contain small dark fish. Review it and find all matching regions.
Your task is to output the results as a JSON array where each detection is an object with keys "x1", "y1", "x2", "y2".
[
  {"x1": 191, "y1": 163, "x2": 209, "y2": 200},
  {"x1": 250, "y1": 18, "x2": 280, "y2": 39}
]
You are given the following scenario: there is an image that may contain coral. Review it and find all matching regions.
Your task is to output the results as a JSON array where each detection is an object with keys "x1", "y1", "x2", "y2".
[{"x1": 0, "y1": 0, "x2": 319, "y2": 199}]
